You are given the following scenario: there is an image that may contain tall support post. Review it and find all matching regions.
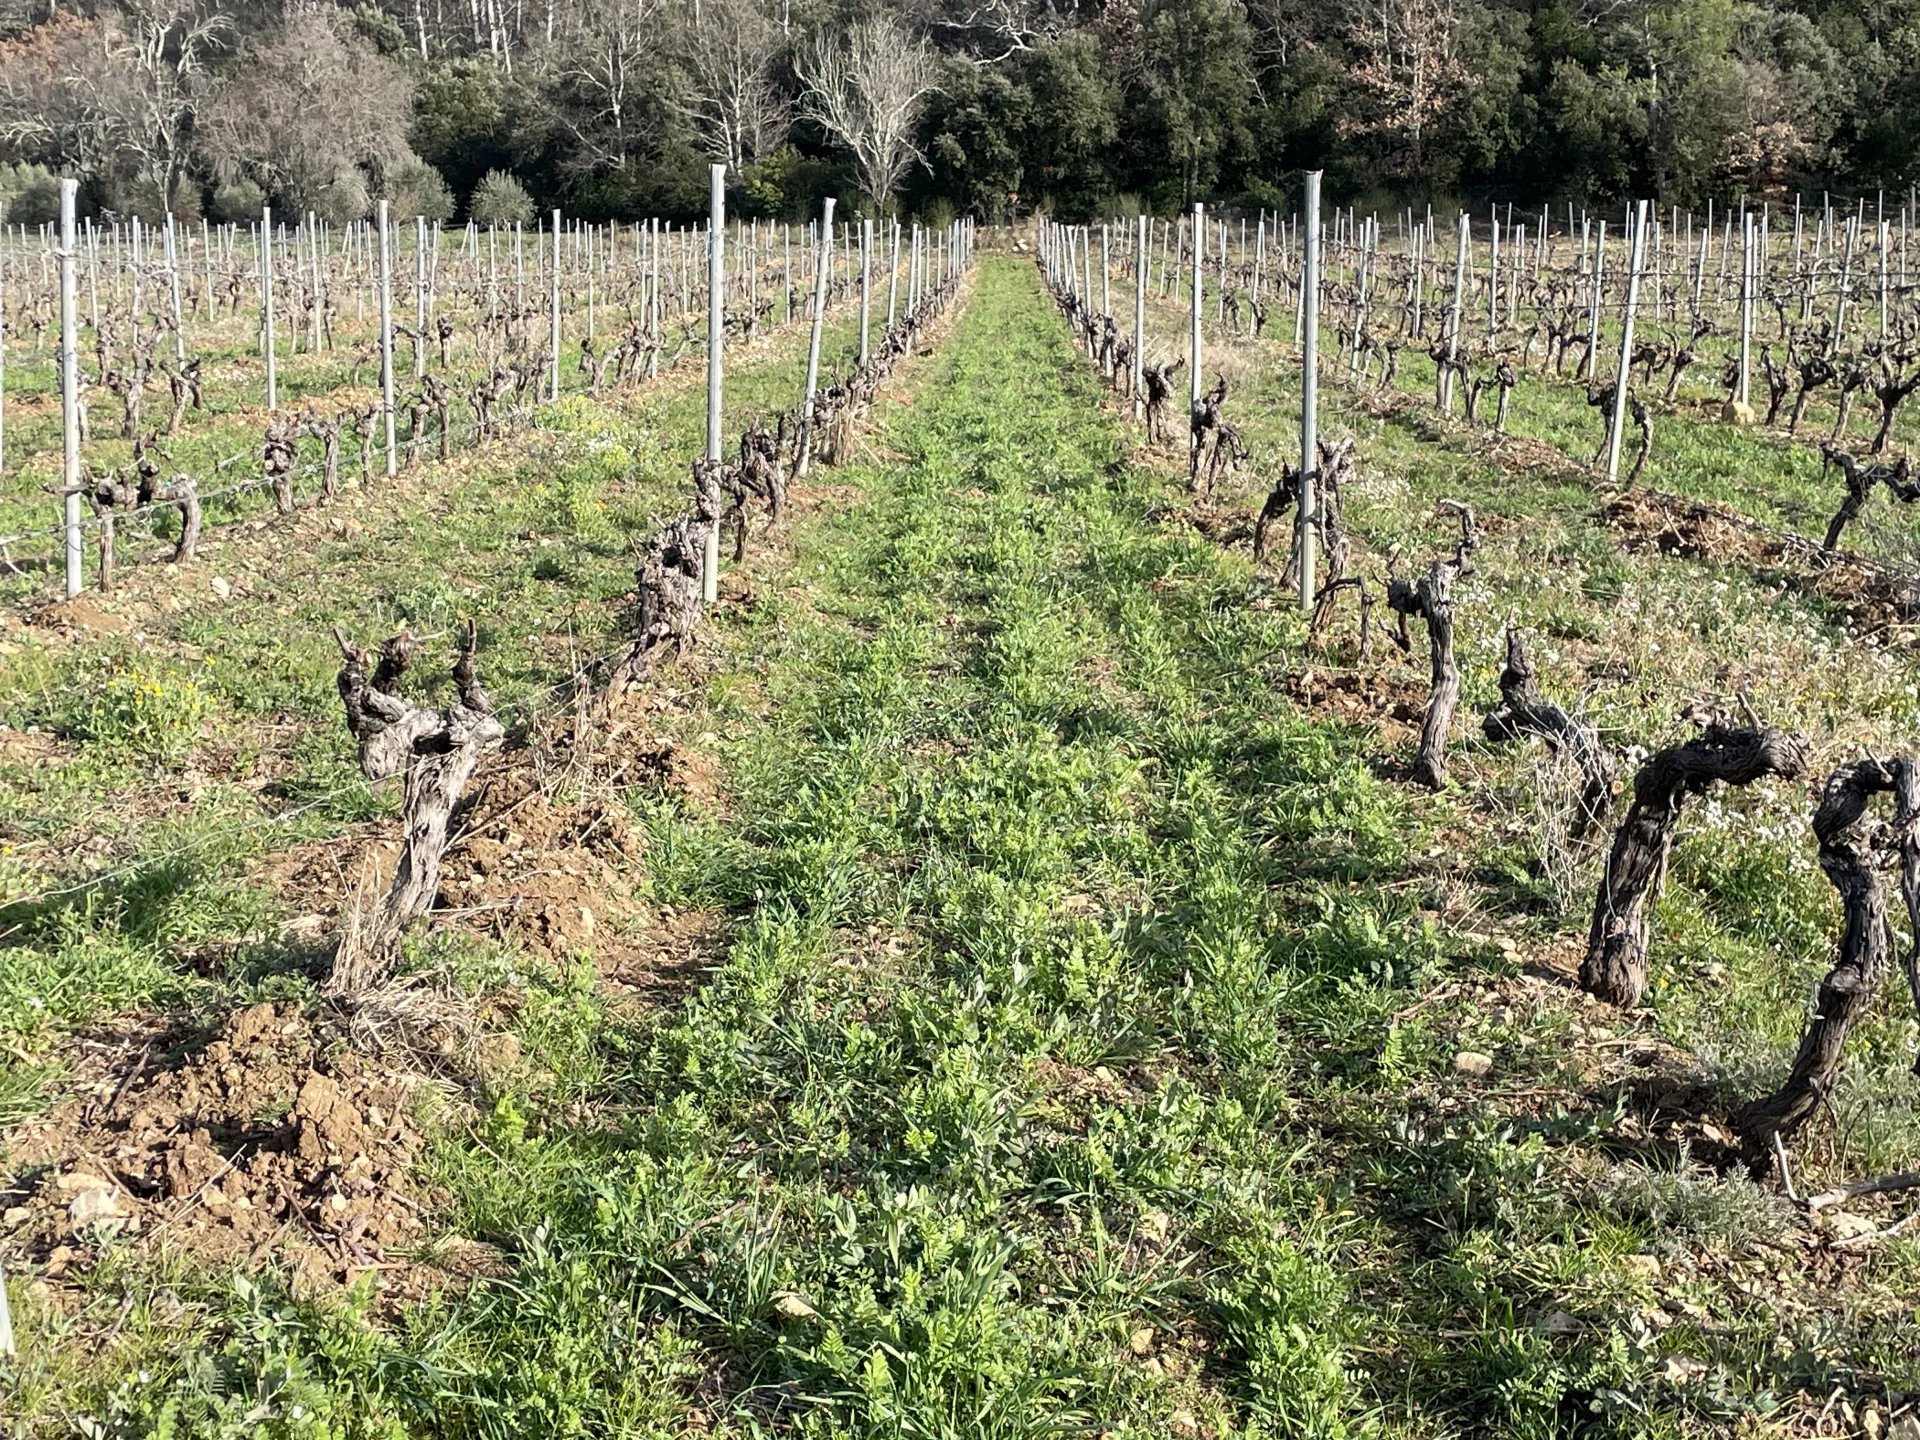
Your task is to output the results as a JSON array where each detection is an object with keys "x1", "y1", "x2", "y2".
[
  {"x1": 859, "y1": 217, "x2": 873, "y2": 367},
  {"x1": 1604, "y1": 201, "x2": 1650, "y2": 486},
  {"x1": 1217, "y1": 216, "x2": 1228, "y2": 325},
  {"x1": 1410, "y1": 221, "x2": 1425, "y2": 339},
  {"x1": 649, "y1": 217, "x2": 662, "y2": 378},
  {"x1": 415, "y1": 215, "x2": 428, "y2": 378},
  {"x1": 261, "y1": 205, "x2": 277, "y2": 410},
  {"x1": 1487, "y1": 209, "x2": 1500, "y2": 336},
  {"x1": 1584, "y1": 221, "x2": 1608, "y2": 382},
  {"x1": 1738, "y1": 213, "x2": 1754, "y2": 407},
  {"x1": 549, "y1": 209, "x2": 562, "y2": 401},
  {"x1": 200, "y1": 215, "x2": 212, "y2": 319},
  {"x1": 59, "y1": 179, "x2": 81, "y2": 599},
  {"x1": 310, "y1": 213, "x2": 326, "y2": 355},
  {"x1": 1879, "y1": 218, "x2": 1891, "y2": 341},
  {"x1": 681, "y1": 220, "x2": 692, "y2": 317},
  {"x1": 1512, "y1": 226, "x2": 1525, "y2": 329},
  {"x1": 164, "y1": 213, "x2": 185, "y2": 361},
  {"x1": 1693, "y1": 204, "x2": 1709, "y2": 312},
  {"x1": 486, "y1": 224, "x2": 497, "y2": 321},
  {"x1": 1100, "y1": 224, "x2": 1110, "y2": 324},
  {"x1": 1190, "y1": 202, "x2": 1204, "y2": 415},
  {"x1": 1298, "y1": 172, "x2": 1323, "y2": 614},
  {"x1": 295, "y1": 213, "x2": 311, "y2": 351},
  {"x1": 886, "y1": 219, "x2": 901, "y2": 327},
  {"x1": 1761, "y1": 205, "x2": 1772, "y2": 304},
  {"x1": 1836, "y1": 215, "x2": 1857, "y2": 348},
  {"x1": 377, "y1": 200, "x2": 396, "y2": 478},
  {"x1": 1132, "y1": 212, "x2": 1147, "y2": 421},
  {"x1": 1347, "y1": 218, "x2": 1371, "y2": 373},
  {"x1": 704, "y1": 167, "x2": 726, "y2": 603},
  {"x1": 1441, "y1": 211, "x2": 1468, "y2": 410},
  {"x1": 795, "y1": 196, "x2": 836, "y2": 481},
  {"x1": 130, "y1": 217, "x2": 144, "y2": 342}
]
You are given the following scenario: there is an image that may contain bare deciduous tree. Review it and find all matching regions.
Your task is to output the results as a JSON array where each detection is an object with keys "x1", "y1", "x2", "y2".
[
  {"x1": 0, "y1": 17, "x2": 126, "y2": 183},
  {"x1": 670, "y1": 0, "x2": 790, "y2": 174},
  {"x1": 925, "y1": 0, "x2": 1047, "y2": 65},
  {"x1": 545, "y1": 0, "x2": 662, "y2": 173},
  {"x1": 100, "y1": 0, "x2": 230, "y2": 212},
  {"x1": 196, "y1": 10, "x2": 413, "y2": 221},
  {"x1": 0, "y1": 5, "x2": 226, "y2": 211},
  {"x1": 795, "y1": 16, "x2": 939, "y2": 213},
  {"x1": 1339, "y1": 0, "x2": 1468, "y2": 178}
]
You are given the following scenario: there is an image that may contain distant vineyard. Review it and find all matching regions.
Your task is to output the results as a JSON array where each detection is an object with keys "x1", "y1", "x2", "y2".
[{"x1": 1, "y1": 190, "x2": 956, "y2": 601}]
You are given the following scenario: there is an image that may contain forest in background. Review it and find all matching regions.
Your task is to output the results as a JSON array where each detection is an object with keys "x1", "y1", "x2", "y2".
[{"x1": 0, "y1": 0, "x2": 1911, "y2": 228}]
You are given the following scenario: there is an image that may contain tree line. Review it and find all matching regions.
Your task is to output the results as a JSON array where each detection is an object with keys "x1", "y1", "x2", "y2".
[{"x1": 0, "y1": 0, "x2": 1909, "y2": 227}]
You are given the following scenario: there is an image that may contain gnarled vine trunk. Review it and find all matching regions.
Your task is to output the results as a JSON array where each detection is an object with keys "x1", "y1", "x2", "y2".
[
  {"x1": 1582, "y1": 719, "x2": 1810, "y2": 1007},
  {"x1": 1481, "y1": 628, "x2": 1615, "y2": 837},
  {"x1": 1736, "y1": 758, "x2": 1920, "y2": 1145},
  {"x1": 1387, "y1": 502, "x2": 1476, "y2": 789},
  {"x1": 329, "y1": 620, "x2": 504, "y2": 996}
]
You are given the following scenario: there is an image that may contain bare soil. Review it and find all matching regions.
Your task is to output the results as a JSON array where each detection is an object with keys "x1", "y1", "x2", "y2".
[{"x1": 7, "y1": 1001, "x2": 429, "y2": 1292}]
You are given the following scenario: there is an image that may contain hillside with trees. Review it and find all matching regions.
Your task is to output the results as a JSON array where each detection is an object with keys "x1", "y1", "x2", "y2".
[{"x1": 0, "y1": 0, "x2": 1907, "y2": 226}]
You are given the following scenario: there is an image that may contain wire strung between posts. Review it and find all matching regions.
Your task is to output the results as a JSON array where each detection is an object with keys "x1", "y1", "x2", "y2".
[
  {"x1": 1103, "y1": 230, "x2": 1920, "y2": 585},
  {"x1": 6, "y1": 259, "x2": 901, "y2": 586},
  {"x1": 0, "y1": 245, "x2": 961, "y2": 910}
]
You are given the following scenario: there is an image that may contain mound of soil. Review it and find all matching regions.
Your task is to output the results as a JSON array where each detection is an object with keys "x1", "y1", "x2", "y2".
[
  {"x1": 1604, "y1": 491, "x2": 1779, "y2": 567},
  {"x1": 1487, "y1": 434, "x2": 1583, "y2": 479},
  {"x1": 786, "y1": 479, "x2": 862, "y2": 513},
  {"x1": 439, "y1": 767, "x2": 643, "y2": 961},
  {"x1": 7, "y1": 1001, "x2": 426, "y2": 1288},
  {"x1": 1149, "y1": 501, "x2": 1255, "y2": 546},
  {"x1": 1281, "y1": 665, "x2": 1427, "y2": 733},
  {"x1": 261, "y1": 729, "x2": 721, "y2": 966},
  {"x1": 624, "y1": 735, "x2": 726, "y2": 815},
  {"x1": 29, "y1": 594, "x2": 135, "y2": 637},
  {"x1": 1604, "y1": 489, "x2": 1920, "y2": 626},
  {"x1": 1355, "y1": 388, "x2": 1420, "y2": 422}
]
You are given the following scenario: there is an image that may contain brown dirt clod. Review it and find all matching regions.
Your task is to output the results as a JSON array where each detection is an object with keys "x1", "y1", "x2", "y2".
[
  {"x1": 437, "y1": 767, "x2": 643, "y2": 962},
  {"x1": 9, "y1": 1001, "x2": 427, "y2": 1289},
  {"x1": 1604, "y1": 490, "x2": 1920, "y2": 626}
]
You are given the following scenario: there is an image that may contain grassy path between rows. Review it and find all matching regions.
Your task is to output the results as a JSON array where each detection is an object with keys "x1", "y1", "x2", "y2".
[{"x1": 14, "y1": 257, "x2": 1919, "y2": 1437}]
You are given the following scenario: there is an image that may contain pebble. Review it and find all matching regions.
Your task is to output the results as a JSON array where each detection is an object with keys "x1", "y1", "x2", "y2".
[
  {"x1": 1821, "y1": 1210, "x2": 1878, "y2": 1242},
  {"x1": 1621, "y1": 1254, "x2": 1662, "y2": 1282},
  {"x1": 1453, "y1": 1050, "x2": 1495, "y2": 1079},
  {"x1": 67, "y1": 1184, "x2": 124, "y2": 1227}
]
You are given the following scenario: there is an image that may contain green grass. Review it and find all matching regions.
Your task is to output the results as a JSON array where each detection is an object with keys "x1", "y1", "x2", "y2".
[
  {"x1": 2, "y1": 257, "x2": 1917, "y2": 1437},
  {"x1": 1128, "y1": 261, "x2": 1920, "y2": 1167},
  {"x1": 0, "y1": 289, "x2": 877, "y2": 1109}
]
